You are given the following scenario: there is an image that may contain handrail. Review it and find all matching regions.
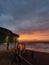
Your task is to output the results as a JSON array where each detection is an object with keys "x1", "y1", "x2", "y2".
[{"x1": 19, "y1": 55, "x2": 33, "y2": 65}]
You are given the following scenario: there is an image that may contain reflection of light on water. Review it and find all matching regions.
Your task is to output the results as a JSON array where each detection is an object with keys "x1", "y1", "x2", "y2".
[
  {"x1": 0, "y1": 43, "x2": 49, "y2": 53},
  {"x1": 25, "y1": 43, "x2": 49, "y2": 53},
  {"x1": 26, "y1": 43, "x2": 49, "y2": 49}
]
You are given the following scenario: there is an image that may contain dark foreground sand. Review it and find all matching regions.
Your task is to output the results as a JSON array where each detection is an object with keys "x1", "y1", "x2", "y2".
[{"x1": 0, "y1": 50, "x2": 49, "y2": 65}]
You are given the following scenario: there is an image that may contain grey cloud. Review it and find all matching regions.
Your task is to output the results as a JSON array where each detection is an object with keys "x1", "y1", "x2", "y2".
[{"x1": 0, "y1": 0, "x2": 49, "y2": 33}]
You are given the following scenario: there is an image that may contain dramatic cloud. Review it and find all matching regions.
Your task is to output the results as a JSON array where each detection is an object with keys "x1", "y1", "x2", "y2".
[{"x1": 0, "y1": 0, "x2": 49, "y2": 34}]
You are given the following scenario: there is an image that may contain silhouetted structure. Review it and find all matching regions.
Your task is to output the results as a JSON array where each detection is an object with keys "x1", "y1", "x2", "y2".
[
  {"x1": 0, "y1": 27, "x2": 19, "y2": 50},
  {"x1": 0, "y1": 27, "x2": 20, "y2": 65}
]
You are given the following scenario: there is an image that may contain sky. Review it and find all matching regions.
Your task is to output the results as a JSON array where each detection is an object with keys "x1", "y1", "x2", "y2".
[{"x1": 0, "y1": 0, "x2": 49, "y2": 41}]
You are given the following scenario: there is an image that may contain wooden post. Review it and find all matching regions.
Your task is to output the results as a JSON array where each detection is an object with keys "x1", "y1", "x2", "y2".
[{"x1": 6, "y1": 35, "x2": 9, "y2": 50}]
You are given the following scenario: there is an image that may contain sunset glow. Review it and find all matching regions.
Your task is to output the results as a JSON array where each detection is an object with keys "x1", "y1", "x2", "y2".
[
  {"x1": 18, "y1": 31, "x2": 49, "y2": 41},
  {"x1": 0, "y1": 0, "x2": 49, "y2": 42}
]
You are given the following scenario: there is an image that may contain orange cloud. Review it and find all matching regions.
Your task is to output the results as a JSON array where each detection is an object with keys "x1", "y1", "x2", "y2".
[{"x1": 18, "y1": 31, "x2": 49, "y2": 41}]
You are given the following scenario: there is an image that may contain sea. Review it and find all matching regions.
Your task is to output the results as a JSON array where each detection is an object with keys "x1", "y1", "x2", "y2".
[{"x1": 0, "y1": 42, "x2": 49, "y2": 53}]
